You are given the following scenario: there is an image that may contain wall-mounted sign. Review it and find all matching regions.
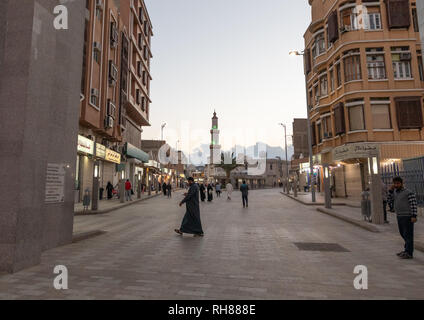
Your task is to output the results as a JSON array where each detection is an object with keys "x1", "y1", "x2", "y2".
[
  {"x1": 96, "y1": 144, "x2": 106, "y2": 159},
  {"x1": 77, "y1": 135, "x2": 94, "y2": 155},
  {"x1": 105, "y1": 148, "x2": 121, "y2": 164},
  {"x1": 147, "y1": 160, "x2": 160, "y2": 168},
  {"x1": 45, "y1": 163, "x2": 66, "y2": 204},
  {"x1": 333, "y1": 143, "x2": 379, "y2": 161}
]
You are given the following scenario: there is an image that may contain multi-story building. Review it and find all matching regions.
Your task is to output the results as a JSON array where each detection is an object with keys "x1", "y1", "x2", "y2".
[
  {"x1": 418, "y1": 0, "x2": 424, "y2": 63},
  {"x1": 304, "y1": 0, "x2": 424, "y2": 198},
  {"x1": 76, "y1": 0, "x2": 153, "y2": 202}
]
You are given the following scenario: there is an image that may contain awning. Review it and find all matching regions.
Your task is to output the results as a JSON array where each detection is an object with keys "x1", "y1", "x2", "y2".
[{"x1": 124, "y1": 142, "x2": 149, "y2": 163}]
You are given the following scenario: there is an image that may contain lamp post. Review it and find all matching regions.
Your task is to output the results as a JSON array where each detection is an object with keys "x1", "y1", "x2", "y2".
[
  {"x1": 289, "y1": 50, "x2": 316, "y2": 203},
  {"x1": 161, "y1": 122, "x2": 167, "y2": 141},
  {"x1": 92, "y1": 161, "x2": 100, "y2": 211},
  {"x1": 278, "y1": 123, "x2": 290, "y2": 195}
]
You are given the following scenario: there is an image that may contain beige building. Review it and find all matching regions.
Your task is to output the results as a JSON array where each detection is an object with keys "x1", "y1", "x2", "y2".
[{"x1": 304, "y1": 0, "x2": 424, "y2": 198}]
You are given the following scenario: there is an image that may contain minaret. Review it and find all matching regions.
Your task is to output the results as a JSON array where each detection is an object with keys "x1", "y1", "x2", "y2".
[{"x1": 210, "y1": 110, "x2": 221, "y2": 165}]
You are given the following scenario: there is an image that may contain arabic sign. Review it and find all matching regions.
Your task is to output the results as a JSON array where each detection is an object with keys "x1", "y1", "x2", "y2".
[
  {"x1": 333, "y1": 143, "x2": 379, "y2": 161},
  {"x1": 77, "y1": 135, "x2": 94, "y2": 155},
  {"x1": 96, "y1": 144, "x2": 106, "y2": 159},
  {"x1": 45, "y1": 163, "x2": 66, "y2": 204},
  {"x1": 105, "y1": 148, "x2": 121, "y2": 164}
]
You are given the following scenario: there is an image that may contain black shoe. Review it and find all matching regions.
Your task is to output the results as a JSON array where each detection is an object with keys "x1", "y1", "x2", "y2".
[
  {"x1": 399, "y1": 252, "x2": 413, "y2": 259},
  {"x1": 396, "y1": 251, "x2": 405, "y2": 257}
]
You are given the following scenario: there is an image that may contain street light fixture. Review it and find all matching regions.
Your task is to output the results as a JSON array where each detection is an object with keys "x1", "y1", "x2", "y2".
[
  {"x1": 161, "y1": 122, "x2": 167, "y2": 141},
  {"x1": 278, "y1": 123, "x2": 290, "y2": 195},
  {"x1": 289, "y1": 49, "x2": 316, "y2": 203}
]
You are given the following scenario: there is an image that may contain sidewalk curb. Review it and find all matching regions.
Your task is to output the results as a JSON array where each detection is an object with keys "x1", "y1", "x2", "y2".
[
  {"x1": 281, "y1": 192, "x2": 347, "y2": 206},
  {"x1": 316, "y1": 207, "x2": 380, "y2": 233},
  {"x1": 73, "y1": 230, "x2": 106, "y2": 243},
  {"x1": 74, "y1": 193, "x2": 162, "y2": 216}
]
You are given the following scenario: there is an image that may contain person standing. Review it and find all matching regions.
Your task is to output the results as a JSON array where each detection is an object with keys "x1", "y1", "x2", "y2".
[
  {"x1": 175, "y1": 177, "x2": 204, "y2": 237},
  {"x1": 387, "y1": 177, "x2": 418, "y2": 259},
  {"x1": 167, "y1": 182, "x2": 172, "y2": 198},
  {"x1": 240, "y1": 180, "x2": 249, "y2": 208},
  {"x1": 199, "y1": 183, "x2": 206, "y2": 202},
  {"x1": 207, "y1": 183, "x2": 213, "y2": 202},
  {"x1": 382, "y1": 182, "x2": 389, "y2": 223},
  {"x1": 125, "y1": 179, "x2": 132, "y2": 202},
  {"x1": 106, "y1": 181, "x2": 114, "y2": 200},
  {"x1": 215, "y1": 182, "x2": 221, "y2": 197},
  {"x1": 162, "y1": 182, "x2": 167, "y2": 196},
  {"x1": 226, "y1": 182, "x2": 233, "y2": 200}
]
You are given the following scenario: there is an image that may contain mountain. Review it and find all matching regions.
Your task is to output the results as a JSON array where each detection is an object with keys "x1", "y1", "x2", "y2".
[{"x1": 187, "y1": 142, "x2": 294, "y2": 165}]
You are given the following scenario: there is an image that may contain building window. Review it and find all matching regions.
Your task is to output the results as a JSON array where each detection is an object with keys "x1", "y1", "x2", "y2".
[
  {"x1": 317, "y1": 122, "x2": 323, "y2": 143},
  {"x1": 320, "y1": 73, "x2": 328, "y2": 96},
  {"x1": 336, "y1": 61, "x2": 342, "y2": 87},
  {"x1": 347, "y1": 102, "x2": 365, "y2": 131},
  {"x1": 412, "y1": 7, "x2": 419, "y2": 32},
  {"x1": 322, "y1": 115, "x2": 332, "y2": 139},
  {"x1": 314, "y1": 83, "x2": 319, "y2": 105},
  {"x1": 364, "y1": 12, "x2": 382, "y2": 30},
  {"x1": 392, "y1": 47, "x2": 412, "y2": 79},
  {"x1": 329, "y1": 67, "x2": 335, "y2": 92},
  {"x1": 371, "y1": 100, "x2": 392, "y2": 129},
  {"x1": 343, "y1": 49, "x2": 362, "y2": 82},
  {"x1": 418, "y1": 53, "x2": 424, "y2": 81},
  {"x1": 366, "y1": 48, "x2": 386, "y2": 80},
  {"x1": 395, "y1": 97, "x2": 424, "y2": 129},
  {"x1": 312, "y1": 31, "x2": 325, "y2": 58}
]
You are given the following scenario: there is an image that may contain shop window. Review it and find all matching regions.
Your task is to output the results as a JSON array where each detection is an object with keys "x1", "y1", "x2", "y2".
[
  {"x1": 348, "y1": 102, "x2": 365, "y2": 131},
  {"x1": 392, "y1": 47, "x2": 412, "y2": 79},
  {"x1": 343, "y1": 49, "x2": 362, "y2": 82},
  {"x1": 371, "y1": 100, "x2": 392, "y2": 129},
  {"x1": 366, "y1": 48, "x2": 386, "y2": 80}
]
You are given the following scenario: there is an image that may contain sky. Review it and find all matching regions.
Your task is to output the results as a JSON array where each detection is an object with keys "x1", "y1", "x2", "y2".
[{"x1": 143, "y1": 0, "x2": 311, "y2": 155}]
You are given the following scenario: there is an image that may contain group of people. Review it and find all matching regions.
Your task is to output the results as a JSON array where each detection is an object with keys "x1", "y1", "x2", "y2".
[
  {"x1": 162, "y1": 182, "x2": 173, "y2": 198},
  {"x1": 198, "y1": 182, "x2": 235, "y2": 202},
  {"x1": 104, "y1": 179, "x2": 137, "y2": 202},
  {"x1": 174, "y1": 179, "x2": 252, "y2": 238}
]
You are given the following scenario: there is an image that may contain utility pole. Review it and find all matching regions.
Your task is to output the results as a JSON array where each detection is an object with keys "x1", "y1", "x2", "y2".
[
  {"x1": 279, "y1": 123, "x2": 290, "y2": 194},
  {"x1": 161, "y1": 122, "x2": 167, "y2": 141}
]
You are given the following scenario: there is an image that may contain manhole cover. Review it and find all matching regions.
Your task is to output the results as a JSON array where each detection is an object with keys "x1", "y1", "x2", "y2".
[{"x1": 293, "y1": 242, "x2": 350, "y2": 252}]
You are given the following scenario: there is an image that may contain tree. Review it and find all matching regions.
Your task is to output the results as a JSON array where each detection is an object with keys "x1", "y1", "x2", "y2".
[{"x1": 215, "y1": 152, "x2": 242, "y2": 184}]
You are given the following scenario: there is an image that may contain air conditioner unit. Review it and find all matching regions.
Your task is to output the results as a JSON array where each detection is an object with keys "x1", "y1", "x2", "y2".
[
  {"x1": 95, "y1": 0, "x2": 103, "y2": 10},
  {"x1": 107, "y1": 100, "x2": 116, "y2": 118},
  {"x1": 400, "y1": 53, "x2": 411, "y2": 61},
  {"x1": 93, "y1": 42, "x2": 102, "y2": 51},
  {"x1": 105, "y1": 116, "x2": 114, "y2": 129},
  {"x1": 91, "y1": 88, "x2": 99, "y2": 96}
]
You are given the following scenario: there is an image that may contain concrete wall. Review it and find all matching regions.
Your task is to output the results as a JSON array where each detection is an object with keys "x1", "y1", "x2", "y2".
[{"x1": 0, "y1": 0, "x2": 85, "y2": 272}]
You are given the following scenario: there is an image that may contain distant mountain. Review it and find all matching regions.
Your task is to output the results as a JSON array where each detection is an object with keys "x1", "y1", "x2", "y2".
[{"x1": 187, "y1": 142, "x2": 294, "y2": 165}]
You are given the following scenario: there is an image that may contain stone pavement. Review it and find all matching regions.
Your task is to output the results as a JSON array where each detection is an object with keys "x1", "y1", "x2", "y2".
[
  {"x1": 283, "y1": 192, "x2": 361, "y2": 207},
  {"x1": 1, "y1": 189, "x2": 424, "y2": 300}
]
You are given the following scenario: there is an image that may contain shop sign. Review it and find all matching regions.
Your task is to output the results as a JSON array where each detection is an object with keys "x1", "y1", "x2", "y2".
[
  {"x1": 105, "y1": 148, "x2": 121, "y2": 164},
  {"x1": 96, "y1": 144, "x2": 106, "y2": 159},
  {"x1": 77, "y1": 135, "x2": 94, "y2": 155},
  {"x1": 333, "y1": 143, "x2": 379, "y2": 161},
  {"x1": 148, "y1": 160, "x2": 160, "y2": 168}
]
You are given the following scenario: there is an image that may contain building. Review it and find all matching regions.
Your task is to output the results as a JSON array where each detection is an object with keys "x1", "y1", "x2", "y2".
[
  {"x1": 418, "y1": 0, "x2": 424, "y2": 65},
  {"x1": 291, "y1": 118, "x2": 310, "y2": 190},
  {"x1": 76, "y1": 0, "x2": 153, "y2": 202},
  {"x1": 304, "y1": 0, "x2": 424, "y2": 199},
  {"x1": 206, "y1": 111, "x2": 222, "y2": 180}
]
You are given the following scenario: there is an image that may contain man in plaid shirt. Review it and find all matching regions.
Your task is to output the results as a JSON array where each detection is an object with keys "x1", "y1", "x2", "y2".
[{"x1": 387, "y1": 177, "x2": 418, "y2": 259}]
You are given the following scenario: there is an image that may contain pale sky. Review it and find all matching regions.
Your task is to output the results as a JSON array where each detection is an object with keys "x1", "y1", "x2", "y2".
[{"x1": 143, "y1": 0, "x2": 311, "y2": 155}]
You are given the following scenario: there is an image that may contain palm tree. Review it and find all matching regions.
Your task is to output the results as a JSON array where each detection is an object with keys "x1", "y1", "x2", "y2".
[{"x1": 215, "y1": 152, "x2": 242, "y2": 184}]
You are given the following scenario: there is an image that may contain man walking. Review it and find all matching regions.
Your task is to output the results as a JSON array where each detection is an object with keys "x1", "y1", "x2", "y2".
[
  {"x1": 125, "y1": 179, "x2": 132, "y2": 202},
  {"x1": 240, "y1": 180, "x2": 249, "y2": 208},
  {"x1": 215, "y1": 182, "x2": 222, "y2": 197},
  {"x1": 167, "y1": 182, "x2": 172, "y2": 198},
  {"x1": 226, "y1": 182, "x2": 233, "y2": 200},
  {"x1": 175, "y1": 177, "x2": 204, "y2": 237},
  {"x1": 388, "y1": 177, "x2": 418, "y2": 259}
]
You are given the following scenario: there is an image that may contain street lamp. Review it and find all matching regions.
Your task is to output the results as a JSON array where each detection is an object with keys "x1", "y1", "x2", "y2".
[
  {"x1": 161, "y1": 122, "x2": 167, "y2": 141},
  {"x1": 289, "y1": 49, "x2": 316, "y2": 203},
  {"x1": 278, "y1": 123, "x2": 290, "y2": 195}
]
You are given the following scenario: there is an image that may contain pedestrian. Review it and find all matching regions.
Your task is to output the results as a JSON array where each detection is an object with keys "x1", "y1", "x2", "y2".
[
  {"x1": 106, "y1": 181, "x2": 114, "y2": 200},
  {"x1": 387, "y1": 177, "x2": 418, "y2": 260},
  {"x1": 207, "y1": 183, "x2": 213, "y2": 202},
  {"x1": 226, "y1": 182, "x2": 233, "y2": 200},
  {"x1": 175, "y1": 177, "x2": 204, "y2": 237},
  {"x1": 382, "y1": 182, "x2": 389, "y2": 223},
  {"x1": 215, "y1": 182, "x2": 221, "y2": 197},
  {"x1": 240, "y1": 180, "x2": 249, "y2": 208},
  {"x1": 167, "y1": 182, "x2": 172, "y2": 198},
  {"x1": 199, "y1": 183, "x2": 206, "y2": 202},
  {"x1": 83, "y1": 188, "x2": 90, "y2": 211},
  {"x1": 162, "y1": 182, "x2": 167, "y2": 196},
  {"x1": 125, "y1": 179, "x2": 132, "y2": 201}
]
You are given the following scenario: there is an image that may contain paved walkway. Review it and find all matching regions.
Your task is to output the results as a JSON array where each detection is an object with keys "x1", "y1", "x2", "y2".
[
  {"x1": 1, "y1": 189, "x2": 424, "y2": 299},
  {"x1": 283, "y1": 192, "x2": 361, "y2": 207}
]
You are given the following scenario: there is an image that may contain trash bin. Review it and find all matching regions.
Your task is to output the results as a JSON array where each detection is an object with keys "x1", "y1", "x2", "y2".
[
  {"x1": 361, "y1": 190, "x2": 371, "y2": 221},
  {"x1": 99, "y1": 187, "x2": 104, "y2": 200}
]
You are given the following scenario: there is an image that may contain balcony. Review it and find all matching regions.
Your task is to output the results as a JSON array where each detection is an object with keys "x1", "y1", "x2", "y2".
[{"x1": 125, "y1": 96, "x2": 150, "y2": 126}]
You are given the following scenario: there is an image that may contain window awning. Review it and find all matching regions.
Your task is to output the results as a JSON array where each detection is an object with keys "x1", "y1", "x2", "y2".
[{"x1": 124, "y1": 142, "x2": 150, "y2": 163}]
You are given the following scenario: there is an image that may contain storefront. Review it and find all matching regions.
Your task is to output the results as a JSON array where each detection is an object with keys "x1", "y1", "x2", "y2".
[{"x1": 122, "y1": 142, "x2": 149, "y2": 190}]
